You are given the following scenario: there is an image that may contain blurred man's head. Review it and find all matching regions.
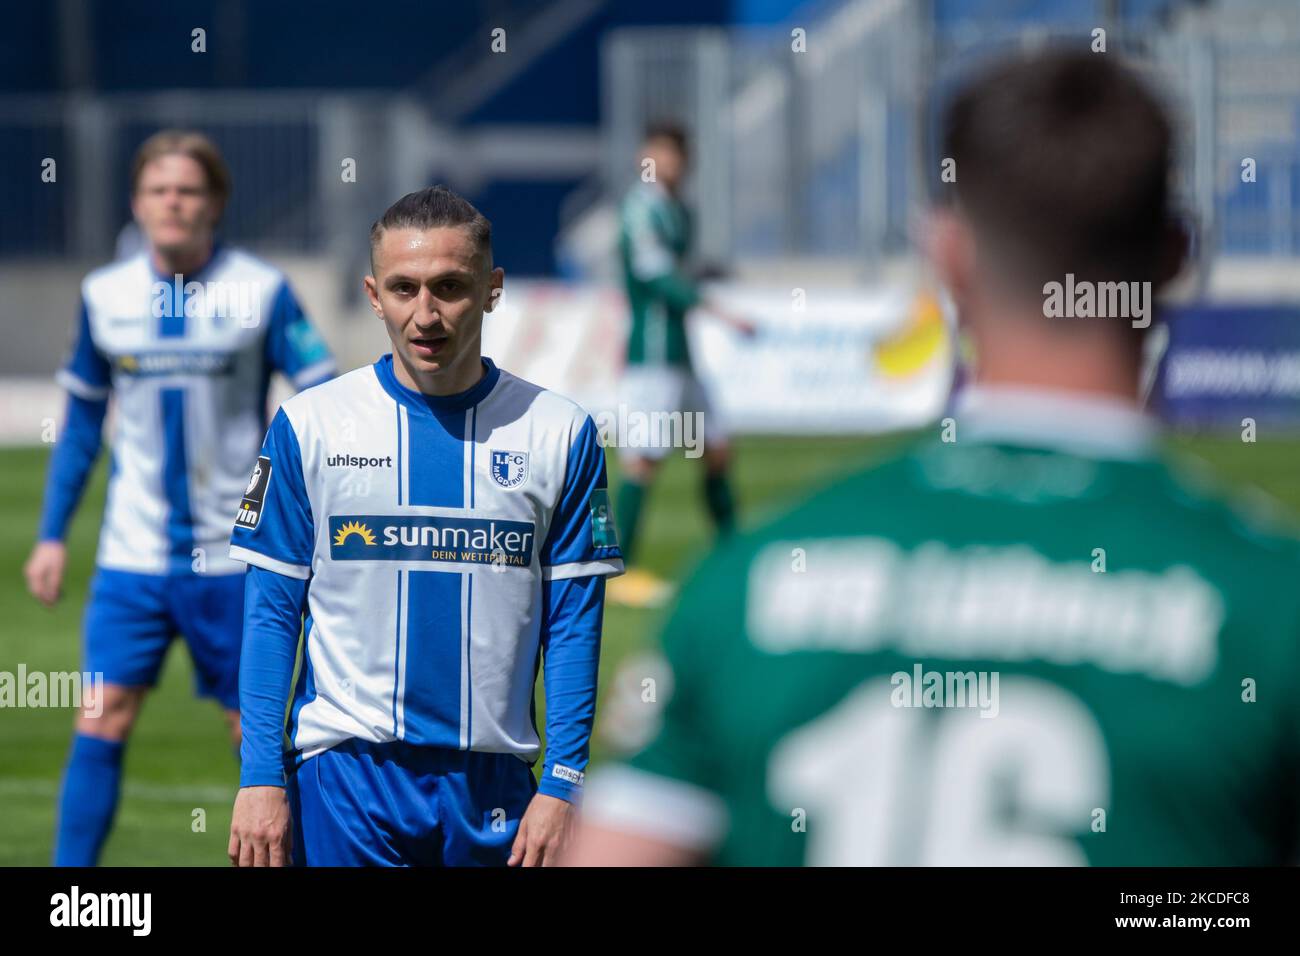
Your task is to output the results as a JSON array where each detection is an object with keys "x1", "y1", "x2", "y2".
[
  {"x1": 364, "y1": 185, "x2": 504, "y2": 393},
  {"x1": 642, "y1": 121, "x2": 690, "y2": 193},
  {"x1": 927, "y1": 50, "x2": 1187, "y2": 386},
  {"x1": 130, "y1": 130, "x2": 229, "y2": 260}
]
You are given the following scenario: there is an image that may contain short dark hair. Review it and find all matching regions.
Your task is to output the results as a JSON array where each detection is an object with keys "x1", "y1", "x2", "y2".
[
  {"x1": 369, "y1": 185, "x2": 492, "y2": 272},
  {"x1": 643, "y1": 120, "x2": 689, "y2": 154},
  {"x1": 938, "y1": 50, "x2": 1176, "y2": 293}
]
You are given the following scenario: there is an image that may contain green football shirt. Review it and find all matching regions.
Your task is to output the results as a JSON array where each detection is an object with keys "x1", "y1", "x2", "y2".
[
  {"x1": 617, "y1": 182, "x2": 698, "y2": 368},
  {"x1": 587, "y1": 388, "x2": 1300, "y2": 865}
]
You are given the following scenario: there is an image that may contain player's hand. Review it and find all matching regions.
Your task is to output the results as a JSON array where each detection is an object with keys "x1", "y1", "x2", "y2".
[
  {"x1": 508, "y1": 793, "x2": 575, "y2": 867},
  {"x1": 229, "y1": 785, "x2": 293, "y2": 867},
  {"x1": 718, "y1": 308, "x2": 758, "y2": 338},
  {"x1": 701, "y1": 301, "x2": 758, "y2": 339},
  {"x1": 24, "y1": 540, "x2": 67, "y2": 607}
]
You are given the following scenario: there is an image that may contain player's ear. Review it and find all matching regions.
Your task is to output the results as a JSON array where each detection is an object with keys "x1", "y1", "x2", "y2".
[
  {"x1": 363, "y1": 274, "x2": 383, "y2": 319},
  {"x1": 205, "y1": 195, "x2": 225, "y2": 230},
  {"x1": 925, "y1": 208, "x2": 975, "y2": 303},
  {"x1": 484, "y1": 267, "x2": 505, "y2": 313}
]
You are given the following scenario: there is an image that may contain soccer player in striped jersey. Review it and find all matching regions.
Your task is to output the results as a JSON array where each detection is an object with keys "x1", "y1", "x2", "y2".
[
  {"x1": 568, "y1": 51, "x2": 1300, "y2": 866},
  {"x1": 25, "y1": 131, "x2": 335, "y2": 866},
  {"x1": 610, "y1": 121, "x2": 755, "y2": 607},
  {"x1": 227, "y1": 186, "x2": 623, "y2": 866}
]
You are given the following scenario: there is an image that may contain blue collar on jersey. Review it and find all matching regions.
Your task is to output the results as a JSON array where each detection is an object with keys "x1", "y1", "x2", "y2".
[
  {"x1": 146, "y1": 240, "x2": 225, "y2": 284},
  {"x1": 374, "y1": 352, "x2": 501, "y2": 415}
]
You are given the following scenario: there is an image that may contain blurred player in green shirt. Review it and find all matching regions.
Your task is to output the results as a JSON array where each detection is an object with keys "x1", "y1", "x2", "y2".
[
  {"x1": 568, "y1": 51, "x2": 1300, "y2": 865},
  {"x1": 609, "y1": 121, "x2": 755, "y2": 607}
]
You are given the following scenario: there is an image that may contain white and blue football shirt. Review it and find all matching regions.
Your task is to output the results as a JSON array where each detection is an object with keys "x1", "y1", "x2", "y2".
[
  {"x1": 46, "y1": 246, "x2": 335, "y2": 575},
  {"x1": 229, "y1": 354, "x2": 624, "y2": 770}
]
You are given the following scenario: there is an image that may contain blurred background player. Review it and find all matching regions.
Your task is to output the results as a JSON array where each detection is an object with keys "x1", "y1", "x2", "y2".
[
  {"x1": 609, "y1": 121, "x2": 755, "y2": 608},
  {"x1": 23, "y1": 131, "x2": 335, "y2": 865},
  {"x1": 567, "y1": 50, "x2": 1300, "y2": 866}
]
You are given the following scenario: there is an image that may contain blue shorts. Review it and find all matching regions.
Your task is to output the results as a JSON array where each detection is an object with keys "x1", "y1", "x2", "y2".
[
  {"x1": 82, "y1": 568, "x2": 245, "y2": 710},
  {"x1": 287, "y1": 739, "x2": 538, "y2": 867}
]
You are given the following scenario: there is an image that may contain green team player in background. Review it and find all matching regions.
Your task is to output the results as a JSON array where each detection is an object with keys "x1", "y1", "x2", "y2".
[
  {"x1": 609, "y1": 121, "x2": 755, "y2": 608},
  {"x1": 567, "y1": 50, "x2": 1300, "y2": 866}
]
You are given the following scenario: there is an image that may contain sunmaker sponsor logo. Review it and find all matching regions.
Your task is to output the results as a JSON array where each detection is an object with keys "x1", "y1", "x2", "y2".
[
  {"x1": 115, "y1": 351, "x2": 234, "y2": 376},
  {"x1": 329, "y1": 514, "x2": 536, "y2": 567}
]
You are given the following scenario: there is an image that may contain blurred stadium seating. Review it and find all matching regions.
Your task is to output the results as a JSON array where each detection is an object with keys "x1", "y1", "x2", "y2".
[{"x1": 2, "y1": 0, "x2": 1298, "y2": 436}]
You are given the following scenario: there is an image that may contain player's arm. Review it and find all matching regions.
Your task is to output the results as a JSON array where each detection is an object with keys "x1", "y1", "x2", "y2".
[
  {"x1": 228, "y1": 565, "x2": 302, "y2": 867},
  {"x1": 565, "y1": 726, "x2": 730, "y2": 867},
  {"x1": 227, "y1": 407, "x2": 315, "y2": 867},
  {"x1": 626, "y1": 201, "x2": 700, "y2": 312},
  {"x1": 26, "y1": 298, "x2": 111, "y2": 607},
  {"x1": 626, "y1": 203, "x2": 756, "y2": 337},
  {"x1": 263, "y1": 278, "x2": 336, "y2": 391},
  {"x1": 511, "y1": 415, "x2": 624, "y2": 867},
  {"x1": 564, "y1": 563, "x2": 730, "y2": 866},
  {"x1": 564, "y1": 789, "x2": 710, "y2": 866},
  {"x1": 562, "y1": 822, "x2": 700, "y2": 866}
]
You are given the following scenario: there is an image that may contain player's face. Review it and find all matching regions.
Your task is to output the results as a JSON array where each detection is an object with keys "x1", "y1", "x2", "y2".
[
  {"x1": 644, "y1": 138, "x2": 687, "y2": 191},
  {"x1": 131, "y1": 154, "x2": 220, "y2": 257},
  {"x1": 364, "y1": 226, "x2": 504, "y2": 387}
]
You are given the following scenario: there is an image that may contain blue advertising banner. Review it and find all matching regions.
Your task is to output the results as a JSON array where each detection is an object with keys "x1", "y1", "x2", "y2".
[{"x1": 1154, "y1": 303, "x2": 1300, "y2": 430}]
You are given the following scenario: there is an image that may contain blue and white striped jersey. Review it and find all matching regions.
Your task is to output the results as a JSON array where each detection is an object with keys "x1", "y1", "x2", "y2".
[
  {"x1": 229, "y1": 354, "x2": 624, "y2": 765},
  {"x1": 52, "y1": 246, "x2": 335, "y2": 575}
]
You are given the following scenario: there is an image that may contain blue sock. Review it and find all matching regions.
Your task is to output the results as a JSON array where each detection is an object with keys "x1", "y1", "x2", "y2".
[{"x1": 53, "y1": 733, "x2": 126, "y2": 866}]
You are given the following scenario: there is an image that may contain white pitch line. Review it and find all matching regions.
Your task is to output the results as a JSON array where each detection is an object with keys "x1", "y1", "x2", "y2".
[{"x1": 0, "y1": 778, "x2": 232, "y2": 804}]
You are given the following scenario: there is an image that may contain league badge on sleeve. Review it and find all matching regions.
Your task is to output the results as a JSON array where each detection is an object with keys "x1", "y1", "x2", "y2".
[
  {"x1": 236, "y1": 455, "x2": 272, "y2": 529},
  {"x1": 490, "y1": 450, "x2": 529, "y2": 489},
  {"x1": 589, "y1": 488, "x2": 618, "y2": 548}
]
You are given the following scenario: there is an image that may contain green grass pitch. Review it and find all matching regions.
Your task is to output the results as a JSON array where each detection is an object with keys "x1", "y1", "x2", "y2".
[{"x1": 0, "y1": 433, "x2": 1295, "y2": 865}]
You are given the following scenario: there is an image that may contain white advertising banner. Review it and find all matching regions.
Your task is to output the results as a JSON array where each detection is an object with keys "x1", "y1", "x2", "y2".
[
  {"x1": 482, "y1": 280, "x2": 955, "y2": 434},
  {"x1": 0, "y1": 281, "x2": 955, "y2": 445}
]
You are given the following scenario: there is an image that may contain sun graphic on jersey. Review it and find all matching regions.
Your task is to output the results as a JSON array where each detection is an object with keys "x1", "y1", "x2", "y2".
[{"x1": 333, "y1": 520, "x2": 376, "y2": 546}]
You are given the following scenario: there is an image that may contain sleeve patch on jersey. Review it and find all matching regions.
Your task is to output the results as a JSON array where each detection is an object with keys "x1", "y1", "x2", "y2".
[
  {"x1": 590, "y1": 488, "x2": 617, "y2": 548},
  {"x1": 287, "y1": 320, "x2": 330, "y2": 365},
  {"x1": 236, "y1": 456, "x2": 272, "y2": 530}
]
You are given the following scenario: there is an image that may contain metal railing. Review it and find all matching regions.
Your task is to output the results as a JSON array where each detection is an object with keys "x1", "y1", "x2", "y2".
[{"x1": 597, "y1": 0, "x2": 1300, "y2": 271}]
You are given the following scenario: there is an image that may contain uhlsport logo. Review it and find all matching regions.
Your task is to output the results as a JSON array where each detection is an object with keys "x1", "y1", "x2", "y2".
[
  {"x1": 329, "y1": 514, "x2": 536, "y2": 568},
  {"x1": 491, "y1": 450, "x2": 528, "y2": 489},
  {"x1": 327, "y1": 453, "x2": 393, "y2": 468}
]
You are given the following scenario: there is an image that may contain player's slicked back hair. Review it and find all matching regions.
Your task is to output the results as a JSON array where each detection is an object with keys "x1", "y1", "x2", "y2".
[
  {"x1": 938, "y1": 49, "x2": 1178, "y2": 293},
  {"x1": 369, "y1": 185, "x2": 493, "y2": 273},
  {"x1": 131, "y1": 130, "x2": 231, "y2": 213}
]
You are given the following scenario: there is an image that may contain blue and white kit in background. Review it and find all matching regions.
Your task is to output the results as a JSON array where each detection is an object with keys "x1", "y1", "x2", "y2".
[
  {"x1": 41, "y1": 245, "x2": 335, "y2": 703},
  {"x1": 231, "y1": 354, "x2": 624, "y2": 864}
]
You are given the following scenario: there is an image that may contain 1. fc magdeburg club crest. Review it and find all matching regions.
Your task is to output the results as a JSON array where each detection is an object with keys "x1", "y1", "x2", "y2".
[{"x1": 491, "y1": 450, "x2": 529, "y2": 489}]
